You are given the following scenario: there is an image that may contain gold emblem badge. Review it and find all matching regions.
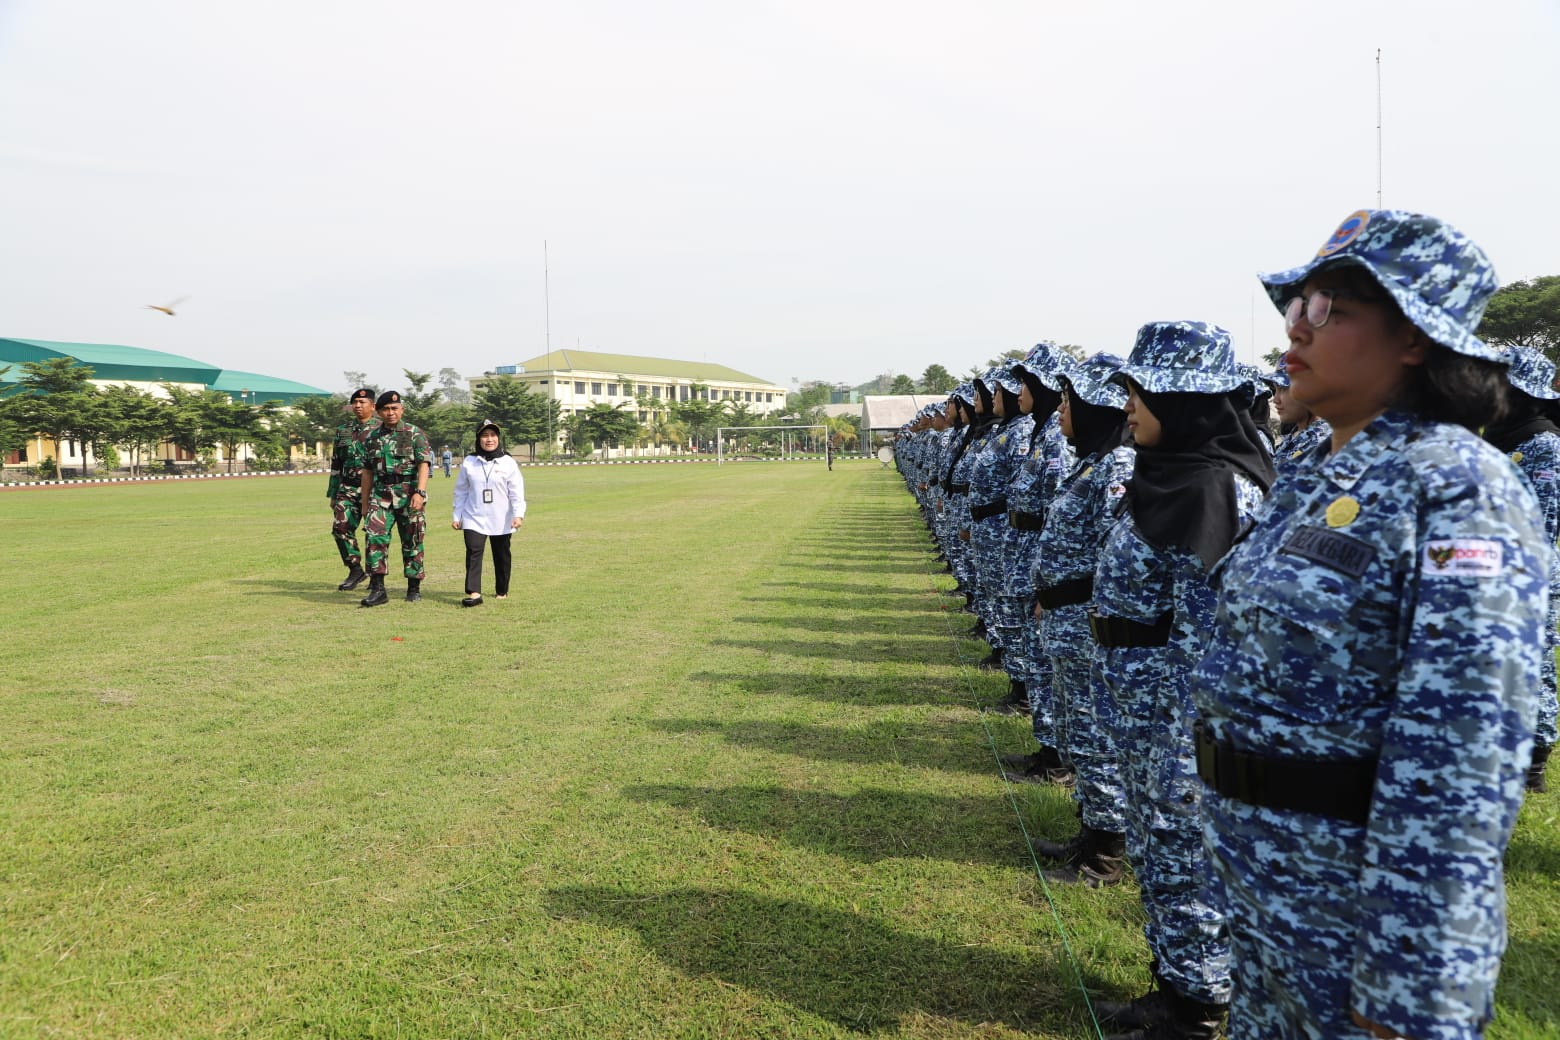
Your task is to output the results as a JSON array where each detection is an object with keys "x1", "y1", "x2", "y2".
[
  {"x1": 1081, "y1": 465, "x2": 1094, "y2": 477},
  {"x1": 1512, "y1": 451, "x2": 1524, "y2": 464},
  {"x1": 1325, "y1": 495, "x2": 1360, "y2": 528}
]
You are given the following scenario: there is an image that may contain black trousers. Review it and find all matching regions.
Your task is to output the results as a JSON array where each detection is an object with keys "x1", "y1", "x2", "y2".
[{"x1": 463, "y1": 529, "x2": 513, "y2": 595}]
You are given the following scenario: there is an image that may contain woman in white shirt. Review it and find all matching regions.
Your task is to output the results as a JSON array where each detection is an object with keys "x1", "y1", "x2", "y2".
[{"x1": 450, "y1": 420, "x2": 526, "y2": 607}]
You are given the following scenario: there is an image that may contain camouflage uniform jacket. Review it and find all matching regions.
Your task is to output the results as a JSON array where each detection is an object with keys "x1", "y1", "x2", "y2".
[
  {"x1": 1273, "y1": 418, "x2": 1331, "y2": 479},
  {"x1": 1004, "y1": 413, "x2": 1074, "y2": 597},
  {"x1": 1194, "y1": 411, "x2": 1546, "y2": 1037},
  {"x1": 1033, "y1": 444, "x2": 1134, "y2": 592},
  {"x1": 327, "y1": 417, "x2": 376, "y2": 498},
  {"x1": 365, "y1": 421, "x2": 434, "y2": 491}
]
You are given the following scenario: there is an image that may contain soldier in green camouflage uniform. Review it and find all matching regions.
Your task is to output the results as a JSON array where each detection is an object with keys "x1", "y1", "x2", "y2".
[
  {"x1": 329, "y1": 388, "x2": 378, "y2": 590},
  {"x1": 358, "y1": 390, "x2": 433, "y2": 606}
]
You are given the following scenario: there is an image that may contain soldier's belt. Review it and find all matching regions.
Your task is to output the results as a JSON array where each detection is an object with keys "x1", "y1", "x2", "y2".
[
  {"x1": 1193, "y1": 720, "x2": 1376, "y2": 826},
  {"x1": 1037, "y1": 576, "x2": 1093, "y2": 609},
  {"x1": 969, "y1": 499, "x2": 1008, "y2": 521},
  {"x1": 1007, "y1": 509, "x2": 1045, "y2": 531},
  {"x1": 1088, "y1": 610, "x2": 1171, "y2": 647},
  {"x1": 945, "y1": 481, "x2": 970, "y2": 494}
]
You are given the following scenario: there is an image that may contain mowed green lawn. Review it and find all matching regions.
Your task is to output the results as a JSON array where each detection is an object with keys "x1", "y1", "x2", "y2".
[{"x1": 3, "y1": 463, "x2": 1556, "y2": 1039}]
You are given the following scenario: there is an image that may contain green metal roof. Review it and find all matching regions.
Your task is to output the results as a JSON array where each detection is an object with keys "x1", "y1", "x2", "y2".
[
  {"x1": 209, "y1": 369, "x2": 331, "y2": 405},
  {"x1": 512, "y1": 349, "x2": 779, "y2": 386},
  {"x1": 0, "y1": 337, "x2": 221, "y2": 385}
]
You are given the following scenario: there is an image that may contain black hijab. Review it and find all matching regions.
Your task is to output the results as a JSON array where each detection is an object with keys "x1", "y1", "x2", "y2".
[
  {"x1": 470, "y1": 421, "x2": 507, "y2": 461},
  {"x1": 1015, "y1": 368, "x2": 1063, "y2": 425},
  {"x1": 1484, "y1": 389, "x2": 1560, "y2": 453},
  {"x1": 1125, "y1": 388, "x2": 1276, "y2": 571},
  {"x1": 1065, "y1": 387, "x2": 1129, "y2": 460}
]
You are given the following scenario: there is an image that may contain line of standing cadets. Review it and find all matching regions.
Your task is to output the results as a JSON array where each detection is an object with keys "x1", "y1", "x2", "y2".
[{"x1": 894, "y1": 209, "x2": 1553, "y2": 1040}]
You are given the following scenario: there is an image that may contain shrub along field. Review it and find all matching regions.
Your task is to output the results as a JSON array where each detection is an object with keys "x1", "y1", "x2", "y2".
[{"x1": 3, "y1": 463, "x2": 1556, "y2": 1038}]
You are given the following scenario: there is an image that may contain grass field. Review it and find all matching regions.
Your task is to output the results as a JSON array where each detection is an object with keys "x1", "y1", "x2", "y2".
[{"x1": 3, "y1": 462, "x2": 1557, "y2": 1039}]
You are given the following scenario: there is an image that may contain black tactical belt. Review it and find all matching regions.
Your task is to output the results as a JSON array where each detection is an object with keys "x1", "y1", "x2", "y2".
[
  {"x1": 945, "y1": 481, "x2": 970, "y2": 494},
  {"x1": 969, "y1": 499, "x2": 1008, "y2": 521},
  {"x1": 1194, "y1": 721, "x2": 1376, "y2": 825},
  {"x1": 1037, "y1": 576, "x2": 1093, "y2": 609},
  {"x1": 1088, "y1": 610, "x2": 1172, "y2": 647},
  {"x1": 1007, "y1": 509, "x2": 1045, "y2": 531}
]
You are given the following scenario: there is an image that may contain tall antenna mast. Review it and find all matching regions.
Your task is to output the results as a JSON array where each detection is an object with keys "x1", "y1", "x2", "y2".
[
  {"x1": 545, "y1": 240, "x2": 554, "y2": 449},
  {"x1": 1376, "y1": 49, "x2": 1383, "y2": 208}
]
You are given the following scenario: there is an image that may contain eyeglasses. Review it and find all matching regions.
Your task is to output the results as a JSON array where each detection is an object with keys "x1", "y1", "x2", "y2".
[{"x1": 1282, "y1": 289, "x2": 1369, "y2": 331}]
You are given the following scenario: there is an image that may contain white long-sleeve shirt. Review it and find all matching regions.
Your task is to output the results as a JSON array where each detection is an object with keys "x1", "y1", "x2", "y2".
[{"x1": 451, "y1": 453, "x2": 526, "y2": 534}]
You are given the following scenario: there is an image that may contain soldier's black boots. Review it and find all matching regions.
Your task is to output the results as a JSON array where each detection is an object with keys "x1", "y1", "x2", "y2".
[
  {"x1": 1041, "y1": 826, "x2": 1125, "y2": 888},
  {"x1": 1529, "y1": 743, "x2": 1552, "y2": 793},
  {"x1": 992, "y1": 679, "x2": 1029, "y2": 716},
  {"x1": 360, "y1": 575, "x2": 388, "y2": 607},
  {"x1": 1002, "y1": 745, "x2": 1075, "y2": 787},
  {"x1": 405, "y1": 578, "x2": 422, "y2": 603},
  {"x1": 1103, "y1": 985, "x2": 1225, "y2": 1040},
  {"x1": 338, "y1": 564, "x2": 368, "y2": 591},
  {"x1": 1094, "y1": 962, "x2": 1171, "y2": 1033}
]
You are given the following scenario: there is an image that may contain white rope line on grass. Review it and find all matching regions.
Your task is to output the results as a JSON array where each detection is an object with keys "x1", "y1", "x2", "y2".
[{"x1": 918, "y1": 542, "x2": 1108, "y2": 1040}]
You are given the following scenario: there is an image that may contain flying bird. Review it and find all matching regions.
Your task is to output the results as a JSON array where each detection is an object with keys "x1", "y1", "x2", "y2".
[{"x1": 145, "y1": 296, "x2": 189, "y2": 316}]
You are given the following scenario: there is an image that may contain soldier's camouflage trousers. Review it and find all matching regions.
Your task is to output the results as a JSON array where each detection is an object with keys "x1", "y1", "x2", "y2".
[
  {"x1": 331, "y1": 488, "x2": 364, "y2": 568},
  {"x1": 1044, "y1": 606, "x2": 1126, "y2": 833},
  {"x1": 1101, "y1": 643, "x2": 1232, "y2": 1007},
  {"x1": 364, "y1": 486, "x2": 426, "y2": 579}
]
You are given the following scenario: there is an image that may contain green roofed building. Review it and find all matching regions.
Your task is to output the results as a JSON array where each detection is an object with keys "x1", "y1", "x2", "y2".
[
  {"x1": 472, "y1": 350, "x2": 788, "y2": 447},
  {"x1": 0, "y1": 338, "x2": 329, "y2": 404}
]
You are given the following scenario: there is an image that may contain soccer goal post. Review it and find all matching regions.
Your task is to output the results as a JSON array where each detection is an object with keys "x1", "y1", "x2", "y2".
[{"x1": 715, "y1": 425, "x2": 828, "y2": 465}]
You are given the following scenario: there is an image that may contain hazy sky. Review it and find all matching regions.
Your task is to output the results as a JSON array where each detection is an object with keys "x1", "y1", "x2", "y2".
[{"x1": 3, "y1": 1, "x2": 1557, "y2": 395}]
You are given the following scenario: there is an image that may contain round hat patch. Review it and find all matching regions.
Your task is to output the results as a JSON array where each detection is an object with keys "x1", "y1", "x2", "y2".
[{"x1": 1317, "y1": 210, "x2": 1371, "y2": 258}]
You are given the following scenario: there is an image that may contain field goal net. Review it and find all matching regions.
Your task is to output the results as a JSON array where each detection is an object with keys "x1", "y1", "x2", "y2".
[{"x1": 715, "y1": 425, "x2": 828, "y2": 465}]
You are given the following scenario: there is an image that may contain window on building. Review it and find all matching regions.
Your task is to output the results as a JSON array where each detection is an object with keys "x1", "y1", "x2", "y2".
[
  {"x1": 637, "y1": 410, "x2": 647, "y2": 421},
  {"x1": 651, "y1": 385, "x2": 662, "y2": 399},
  {"x1": 606, "y1": 384, "x2": 617, "y2": 396},
  {"x1": 574, "y1": 381, "x2": 586, "y2": 394},
  {"x1": 745, "y1": 391, "x2": 753, "y2": 402},
  {"x1": 680, "y1": 386, "x2": 690, "y2": 401},
  {"x1": 539, "y1": 379, "x2": 549, "y2": 385},
  {"x1": 591, "y1": 382, "x2": 602, "y2": 395}
]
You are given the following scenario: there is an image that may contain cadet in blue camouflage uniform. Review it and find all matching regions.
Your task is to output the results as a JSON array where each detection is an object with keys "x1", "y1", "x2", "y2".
[
  {"x1": 328, "y1": 388, "x2": 378, "y2": 591},
  {"x1": 1268, "y1": 360, "x2": 1333, "y2": 477},
  {"x1": 358, "y1": 390, "x2": 434, "y2": 607},
  {"x1": 1089, "y1": 322, "x2": 1274, "y2": 1038},
  {"x1": 997, "y1": 344, "x2": 1074, "y2": 749},
  {"x1": 1023, "y1": 353, "x2": 1135, "y2": 883},
  {"x1": 1486, "y1": 344, "x2": 1560, "y2": 792},
  {"x1": 942, "y1": 387, "x2": 986, "y2": 614},
  {"x1": 1195, "y1": 210, "x2": 1547, "y2": 1040},
  {"x1": 1239, "y1": 363, "x2": 1279, "y2": 458},
  {"x1": 969, "y1": 368, "x2": 1036, "y2": 697}
]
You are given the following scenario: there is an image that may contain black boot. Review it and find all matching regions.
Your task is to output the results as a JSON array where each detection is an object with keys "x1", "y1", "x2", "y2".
[
  {"x1": 1104, "y1": 985, "x2": 1225, "y2": 1040},
  {"x1": 977, "y1": 647, "x2": 1003, "y2": 671},
  {"x1": 1094, "y1": 962, "x2": 1171, "y2": 1032},
  {"x1": 359, "y1": 575, "x2": 387, "y2": 607},
  {"x1": 992, "y1": 679, "x2": 1029, "y2": 716},
  {"x1": 1529, "y1": 743, "x2": 1552, "y2": 793},
  {"x1": 337, "y1": 564, "x2": 368, "y2": 591},
  {"x1": 405, "y1": 578, "x2": 422, "y2": 603},
  {"x1": 1041, "y1": 827, "x2": 1125, "y2": 888}
]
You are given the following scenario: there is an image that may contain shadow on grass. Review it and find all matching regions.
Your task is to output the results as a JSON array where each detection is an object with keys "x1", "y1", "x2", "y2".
[
  {"x1": 726, "y1": 614, "x2": 959, "y2": 637},
  {"x1": 757, "y1": 580, "x2": 944, "y2": 597},
  {"x1": 543, "y1": 884, "x2": 1095, "y2": 1034},
  {"x1": 687, "y1": 669, "x2": 995, "y2": 707},
  {"x1": 1505, "y1": 822, "x2": 1560, "y2": 881},
  {"x1": 625, "y1": 783, "x2": 1027, "y2": 866},
  {"x1": 708, "y1": 635, "x2": 951, "y2": 663},
  {"x1": 1497, "y1": 929, "x2": 1560, "y2": 1032},
  {"x1": 232, "y1": 577, "x2": 364, "y2": 603},
  {"x1": 650, "y1": 717, "x2": 995, "y2": 776}
]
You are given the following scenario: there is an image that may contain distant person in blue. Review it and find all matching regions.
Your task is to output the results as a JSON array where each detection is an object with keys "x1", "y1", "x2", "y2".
[
  {"x1": 441, "y1": 447, "x2": 453, "y2": 478},
  {"x1": 1195, "y1": 210, "x2": 1547, "y2": 1040},
  {"x1": 1268, "y1": 359, "x2": 1332, "y2": 477},
  {"x1": 1485, "y1": 344, "x2": 1560, "y2": 792}
]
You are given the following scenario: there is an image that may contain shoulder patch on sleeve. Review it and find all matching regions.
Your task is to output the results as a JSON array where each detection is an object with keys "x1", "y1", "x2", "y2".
[{"x1": 1421, "y1": 539, "x2": 1504, "y2": 577}]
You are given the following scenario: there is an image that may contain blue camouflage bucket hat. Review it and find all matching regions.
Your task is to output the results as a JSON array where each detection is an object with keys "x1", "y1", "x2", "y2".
[
  {"x1": 1061, "y1": 352, "x2": 1128, "y2": 409},
  {"x1": 1502, "y1": 345, "x2": 1560, "y2": 401},
  {"x1": 985, "y1": 365, "x2": 1025, "y2": 395},
  {"x1": 1236, "y1": 363, "x2": 1274, "y2": 400},
  {"x1": 1012, "y1": 341, "x2": 1075, "y2": 392},
  {"x1": 1109, "y1": 321, "x2": 1248, "y2": 397},
  {"x1": 1264, "y1": 358, "x2": 1290, "y2": 389},
  {"x1": 1259, "y1": 209, "x2": 1502, "y2": 361},
  {"x1": 951, "y1": 382, "x2": 976, "y2": 405}
]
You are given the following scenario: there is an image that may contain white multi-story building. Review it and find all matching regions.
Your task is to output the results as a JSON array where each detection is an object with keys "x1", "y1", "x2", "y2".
[{"x1": 471, "y1": 350, "x2": 789, "y2": 427}]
